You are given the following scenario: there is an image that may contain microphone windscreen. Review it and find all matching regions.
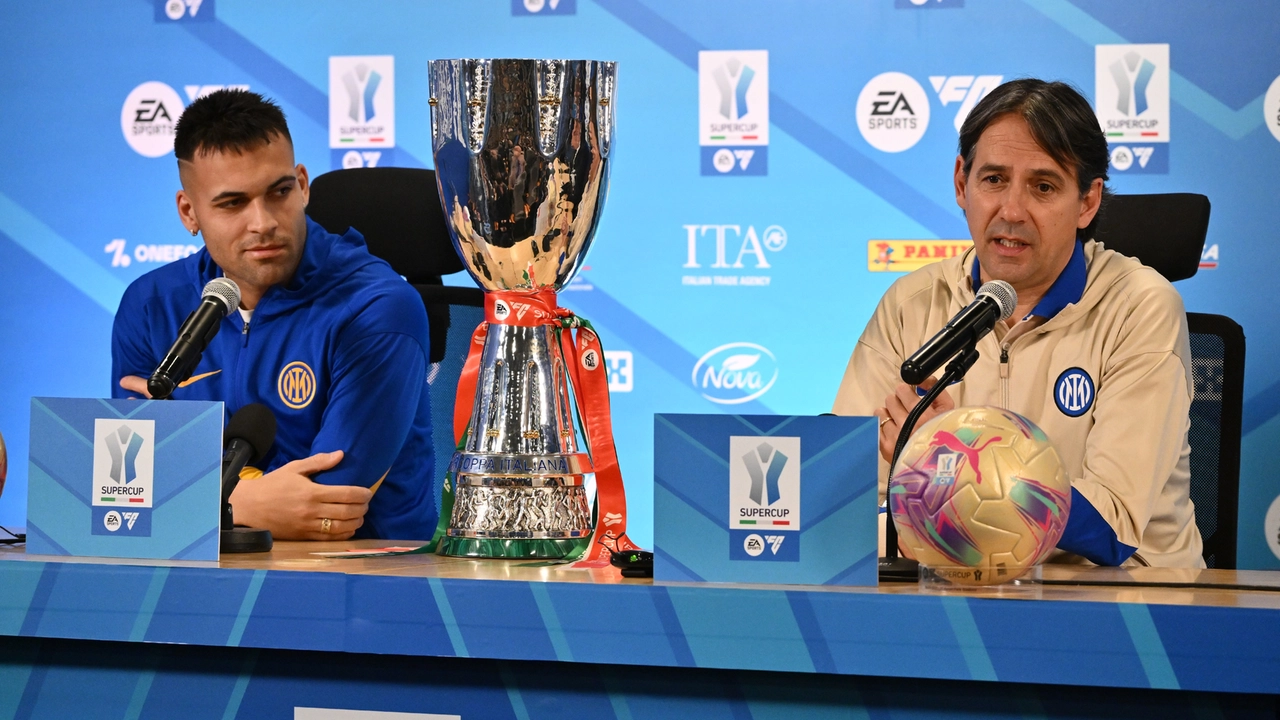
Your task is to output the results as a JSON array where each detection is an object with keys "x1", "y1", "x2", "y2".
[
  {"x1": 202, "y1": 278, "x2": 241, "y2": 317},
  {"x1": 977, "y1": 280, "x2": 1017, "y2": 321},
  {"x1": 224, "y1": 403, "x2": 277, "y2": 465}
]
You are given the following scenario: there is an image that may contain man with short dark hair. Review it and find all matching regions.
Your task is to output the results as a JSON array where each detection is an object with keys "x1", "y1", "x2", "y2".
[
  {"x1": 834, "y1": 79, "x2": 1203, "y2": 567},
  {"x1": 112, "y1": 89, "x2": 436, "y2": 541}
]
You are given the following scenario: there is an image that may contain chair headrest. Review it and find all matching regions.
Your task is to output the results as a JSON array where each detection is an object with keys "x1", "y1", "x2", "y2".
[
  {"x1": 308, "y1": 167, "x2": 464, "y2": 282},
  {"x1": 1093, "y1": 193, "x2": 1210, "y2": 282}
]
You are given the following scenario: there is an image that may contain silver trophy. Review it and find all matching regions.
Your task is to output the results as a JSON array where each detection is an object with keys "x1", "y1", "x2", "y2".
[{"x1": 428, "y1": 58, "x2": 616, "y2": 558}]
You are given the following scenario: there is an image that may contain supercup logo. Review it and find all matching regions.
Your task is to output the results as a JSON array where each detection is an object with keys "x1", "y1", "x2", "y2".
[
  {"x1": 121, "y1": 82, "x2": 185, "y2": 158},
  {"x1": 1095, "y1": 44, "x2": 1170, "y2": 142},
  {"x1": 699, "y1": 50, "x2": 769, "y2": 176},
  {"x1": 692, "y1": 343, "x2": 779, "y2": 405},
  {"x1": 856, "y1": 72, "x2": 930, "y2": 152},
  {"x1": 329, "y1": 56, "x2": 395, "y2": 149}
]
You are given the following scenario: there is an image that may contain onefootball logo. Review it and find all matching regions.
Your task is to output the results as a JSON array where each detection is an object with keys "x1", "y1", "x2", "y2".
[
  {"x1": 856, "y1": 72, "x2": 930, "y2": 152},
  {"x1": 692, "y1": 343, "x2": 778, "y2": 405}
]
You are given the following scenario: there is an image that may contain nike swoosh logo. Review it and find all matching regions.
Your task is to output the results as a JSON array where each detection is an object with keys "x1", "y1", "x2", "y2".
[{"x1": 178, "y1": 369, "x2": 222, "y2": 388}]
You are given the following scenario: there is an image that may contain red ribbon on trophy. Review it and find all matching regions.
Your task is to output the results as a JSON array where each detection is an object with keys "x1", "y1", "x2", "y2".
[{"x1": 452, "y1": 289, "x2": 640, "y2": 567}]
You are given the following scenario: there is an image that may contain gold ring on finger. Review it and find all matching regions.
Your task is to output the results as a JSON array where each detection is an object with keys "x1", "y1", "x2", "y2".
[{"x1": 321, "y1": 517, "x2": 332, "y2": 534}]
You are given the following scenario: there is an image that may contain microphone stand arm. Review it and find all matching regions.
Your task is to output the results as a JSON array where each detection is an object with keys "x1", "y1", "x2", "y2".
[{"x1": 879, "y1": 340, "x2": 981, "y2": 581}]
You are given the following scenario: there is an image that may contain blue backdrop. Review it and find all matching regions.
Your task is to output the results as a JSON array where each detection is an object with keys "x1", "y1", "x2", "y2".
[{"x1": 1, "y1": 0, "x2": 1278, "y2": 567}]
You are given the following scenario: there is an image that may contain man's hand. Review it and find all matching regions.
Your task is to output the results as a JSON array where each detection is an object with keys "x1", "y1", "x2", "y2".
[
  {"x1": 229, "y1": 450, "x2": 373, "y2": 540},
  {"x1": 877, "y1": 376, "x2": 956, "y2": 463},
  {"x1": 119, "y1": 375, "x2": 151, "y2": 398}
]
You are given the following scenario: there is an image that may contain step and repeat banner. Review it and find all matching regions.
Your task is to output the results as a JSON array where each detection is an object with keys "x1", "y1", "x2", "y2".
[{"x1": 2, "y1": 0, "x2": 1279, "y2": 565}]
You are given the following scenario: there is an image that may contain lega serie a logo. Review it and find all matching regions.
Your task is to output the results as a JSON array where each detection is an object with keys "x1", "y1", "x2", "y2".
[{"x1": 278, "y1": 361, "x2": 317, "y2": 409}]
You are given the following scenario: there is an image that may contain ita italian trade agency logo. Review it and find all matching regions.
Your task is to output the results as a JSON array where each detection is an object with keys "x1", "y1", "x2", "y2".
[
  {"x1": 728, "y1": 436, "x2": 800, "y2": 562},
  {"x1": 91, "y1": 419, "x2": 156, "y2": 537},
  {"x1": 699, "y1": 50, "x2": 769, "y2": 176},
  {"x1": 330, "y1": 56, "x2": 395, "y2": 170}
]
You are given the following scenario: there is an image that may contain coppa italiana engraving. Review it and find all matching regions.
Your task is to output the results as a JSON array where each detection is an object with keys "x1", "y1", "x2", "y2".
[{"x1": 454, "y1": 454, "x2": 585, "y2": 475}]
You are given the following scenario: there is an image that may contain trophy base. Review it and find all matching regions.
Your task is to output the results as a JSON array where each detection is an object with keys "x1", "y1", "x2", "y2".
[{"x1": 437, "y1": 536, "x2": 587, "y2": 559}]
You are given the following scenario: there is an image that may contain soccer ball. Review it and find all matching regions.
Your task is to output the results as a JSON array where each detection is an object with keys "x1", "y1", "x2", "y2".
[{"x1": 889, "y1": 406, "x2": 1071, "y2": 585}]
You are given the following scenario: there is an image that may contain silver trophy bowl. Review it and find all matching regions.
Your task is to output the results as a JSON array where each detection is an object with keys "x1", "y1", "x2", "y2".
[{"x1": 428, "y1": 58, "x2": 616, "y2": 558}]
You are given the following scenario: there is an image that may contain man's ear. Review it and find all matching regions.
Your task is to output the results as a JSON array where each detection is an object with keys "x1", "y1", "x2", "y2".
[
  {"x1": 953, "y1": 155, "x2": 968, "y2": 210},
  {"x1": 176, "y1": 188, "x2": 199, "y2": 235},
  {"x1": 1077, "y1": 177, "x2": 1104, "y2": 230},
  {"x1": 296, "y1": 163, "x2": 310, "y2": 207}
]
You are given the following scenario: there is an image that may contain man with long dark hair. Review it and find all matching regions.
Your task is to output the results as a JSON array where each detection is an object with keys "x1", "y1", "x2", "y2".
[{"x1": 835, "y1": 79, "x2": 1202, "y2": 567}]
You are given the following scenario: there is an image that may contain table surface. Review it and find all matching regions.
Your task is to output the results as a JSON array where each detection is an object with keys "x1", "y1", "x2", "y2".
[{"x1": 5, "y1": 539, "x2": 1280, "y2": 608}]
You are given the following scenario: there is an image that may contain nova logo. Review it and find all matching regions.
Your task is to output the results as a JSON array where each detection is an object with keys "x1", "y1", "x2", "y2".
[
  {"x1": 693, "y1": 343, "x2": 779, "y2": 405},
  {"x1": 729, "y1": 435, "x2": 801, "y2": 563},
  {"x1": 92, "y1": 419, "x2": 155, "y2": 510},
  {"x1": 156, "y1": 0, "x2": 213, "y2": 22},
  {"x1": 1095, "y1": 45, "x2": 1169, "y2": 143},
  {"x1": 605, "y1": 350, "x2": 633, "y2": 392},
  {"x1": 121, "y1": 82, "x2": 185, "y2": 158},
  {"x1": 856, "y1": 72, "x2": 930, "y2": 152},
  {"x1": 330, "y1": 56, "x2": 395, "y2": 149},
  {"x1": 104, "y1": 239, "x2": 200, "y2": 268},
  {"x1": 929, "y1": 75, "x2": 1003, "y2": 131},
  {"x1": 699, "y1": 50, "x2": 769, "y2": 176}
]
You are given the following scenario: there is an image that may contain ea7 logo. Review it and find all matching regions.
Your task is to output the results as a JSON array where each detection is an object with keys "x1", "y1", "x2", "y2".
[
  {"x1": 930, "y1": 75, "x2": 1003, "y2": 131},
  {"x1": 764, "y1": 535, "x2": 785, "y2": 554}
]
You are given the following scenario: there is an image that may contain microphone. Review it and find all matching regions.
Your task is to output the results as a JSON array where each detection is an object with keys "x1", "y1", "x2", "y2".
[
  {"x1": 221, "y1": 403, "x2": 277, "y2": 508},
  {"x1": 148, "y1": 278, "x2": 241, "y2": 400},
  {"x1": 220, "y1": 403, "x2": 277, "y2": 553},
  {"x1": 900, "y1": 280, "x2": 1017, "y2": 386}
]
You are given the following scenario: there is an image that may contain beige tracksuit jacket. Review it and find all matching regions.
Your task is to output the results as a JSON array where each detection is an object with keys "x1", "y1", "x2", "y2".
[{"x1": 834, "y1": 240, "x2": 1204, "y2": 568}]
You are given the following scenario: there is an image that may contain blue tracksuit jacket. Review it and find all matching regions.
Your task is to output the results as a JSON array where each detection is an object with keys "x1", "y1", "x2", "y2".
[{"x1": 111, "y1": 218, "x2": 436, "y2": 540}]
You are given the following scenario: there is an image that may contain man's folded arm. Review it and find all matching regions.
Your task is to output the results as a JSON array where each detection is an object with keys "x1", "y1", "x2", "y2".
[{"x1": 307, "y1": 330, "x2": 428, "y2": 489}]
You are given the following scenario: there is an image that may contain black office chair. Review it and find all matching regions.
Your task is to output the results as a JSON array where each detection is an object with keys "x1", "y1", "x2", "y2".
[
  {"x1": 1094, "y1": 193, "x2": 1244, "y2": 568},
  {"x1": 308, "y1": 167, "x2": 485, "y2": 480}
]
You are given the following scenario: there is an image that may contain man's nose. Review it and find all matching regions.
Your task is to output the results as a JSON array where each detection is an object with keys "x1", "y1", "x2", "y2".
[
  {"x1": 998, "y1": 186, "x2": 1029, "y2": 223},
  {"x1": 244, "y1": 197, "x2": 277, "y2": 234}
]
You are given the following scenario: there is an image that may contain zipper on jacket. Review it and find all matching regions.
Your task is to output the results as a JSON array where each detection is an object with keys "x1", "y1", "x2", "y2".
[{"x1": 999, "y1": 343, "x2": 1010, "y2": 408}]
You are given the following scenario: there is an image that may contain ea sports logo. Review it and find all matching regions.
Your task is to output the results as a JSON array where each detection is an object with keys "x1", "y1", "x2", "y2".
[
  {"x1": 1054, "y1": 367, "x2": 1094, "y2": 417},
  {"x1": 121, "y1": 82, "x2": 185, "y2": 158},
  {"x1": 856, "y1": 72, "x2": 930, "y2": 153},
  {"x1": 743, "y1": 533, "x2": 765, "y2": 557},
  {"x1": 493, "y1": 299, "x2": 511, "y2": 320}
]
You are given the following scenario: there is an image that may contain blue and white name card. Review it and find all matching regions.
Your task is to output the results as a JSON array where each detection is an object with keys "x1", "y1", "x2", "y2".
[
  {"x1": 654, "y1": 414, "x2": 879, "y2": 586},
  {"x1": 27, "y1": 397, "x2": 224, "y2": 561}
]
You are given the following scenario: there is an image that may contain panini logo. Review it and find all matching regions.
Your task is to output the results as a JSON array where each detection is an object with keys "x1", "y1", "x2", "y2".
[{"x1": 868, "y1": 240, "x2": 973, "y2": 272}]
